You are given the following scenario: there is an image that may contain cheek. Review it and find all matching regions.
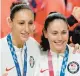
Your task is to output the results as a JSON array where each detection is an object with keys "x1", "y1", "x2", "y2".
[
  {"x1": 13, "y1": 26, "x2": 22, "y2": 34},
  {"x1": 47, "y1": 34, "x2": 56, "y2": 42},
  {"x1": 63, "y1": 34, "x2": 69, "y2": 42},
  {"x1": 17, "y1": 25, "x2": 24, "y2": 30},
  {"x1": 29, "y1": 25, "x2": 35, "y2": 33}
]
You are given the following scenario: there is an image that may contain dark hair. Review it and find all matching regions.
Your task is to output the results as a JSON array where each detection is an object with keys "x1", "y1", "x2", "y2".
[
  {"x1": 72, "y1": 24, "x2": 80, "y2": 44},
  {"x1": 40, "y1": 12, "x2": 68, "y2": 51},
  {"x1": 10, "y1": 2, "x2": 35, "y2": 21}
]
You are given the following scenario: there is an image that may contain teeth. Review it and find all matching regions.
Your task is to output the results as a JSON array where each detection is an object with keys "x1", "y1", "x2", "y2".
[
  {"x1": 55, "y1": 42, "x2": 62, "y2": 43},
  {"x1": 55, "y1": 42, "x2": 63, "y2": 44},
  {"x1": 22, "y1": 33, "x2": 28, "y2": 35},
  {"x1": 57, "y1": 43, "x2": 62, "y2": 44}
]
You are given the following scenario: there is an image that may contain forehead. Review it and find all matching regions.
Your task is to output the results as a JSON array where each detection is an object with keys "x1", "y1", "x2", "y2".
[
  {"x1": 13, "y1": 9, "x2": 34, "y2": 21},
  {"x1": 47, "y1": 19, "x2": 68, "y2": 31}
]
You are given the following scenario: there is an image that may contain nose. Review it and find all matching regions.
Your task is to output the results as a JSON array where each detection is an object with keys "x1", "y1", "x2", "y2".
[
  {"x1": 24, "y1": 24, "x2": 29, "y2": 32},
  {"x1": 57, "y1": 34, "x2": 62, "y2": 41}
]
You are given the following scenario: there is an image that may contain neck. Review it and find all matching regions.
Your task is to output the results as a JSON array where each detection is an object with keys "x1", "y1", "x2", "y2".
[
  {"x1": 12, "y1": 34, "x2": 24, "y2": 48},
  {"x1": 12, "y1": 39, "x2": 24, "y2": 48},
  {"x1": 50, "y1": 47, "x2": 66, "y2": 54}
]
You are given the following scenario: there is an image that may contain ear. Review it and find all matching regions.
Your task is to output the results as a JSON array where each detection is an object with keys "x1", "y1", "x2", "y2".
[
  {"x1": 43, "y1": 30, "x2": 48, "y2": 38},
  {"x1": 7, "y1": 17, "x2": 13, "y2": 28},
  {"x1": 70, "y1": 36, "x2": 72, "y2": 43}
]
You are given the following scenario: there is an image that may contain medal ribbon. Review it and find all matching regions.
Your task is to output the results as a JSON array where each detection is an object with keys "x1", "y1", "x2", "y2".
[
  {"x1": 7, "y1": 34, "x2": 27, "y2": 76},
  {"x1": 48, "y1": 46, "x2": 69, "y2": 76}
]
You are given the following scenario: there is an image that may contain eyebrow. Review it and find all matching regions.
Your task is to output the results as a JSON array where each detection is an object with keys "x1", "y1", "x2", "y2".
[{"x1": 51, "y1": 29, "x2": 68, "y2": 32}]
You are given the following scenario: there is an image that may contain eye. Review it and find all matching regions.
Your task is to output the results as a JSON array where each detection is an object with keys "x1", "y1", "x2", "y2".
[
  {"x1": 62, "y1": 31, "x2": 67, "y2": 34},
  {"x1": 52, "y1": 32, "x2": 58, "y2": 35},
  {"x1": 19, "y1": 22, "x2": 24, "y2": 24},
  {"x1": 28, "y1": 21, "x2": 33, "y2": 25},
  {"x1": 18, "y1": 21, "x2": 25, "y2": 25}
]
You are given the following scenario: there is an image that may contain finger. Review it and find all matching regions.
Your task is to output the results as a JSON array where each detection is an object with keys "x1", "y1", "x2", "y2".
[
  {"x1": 78, "y1": 45, "x2": 80, "y2": 53},
  {"x1": 2, "y1": 73, "x2": 8, "y2": 76},
  {"x1": 74, "y1": 44, "x2": 79, "y2": 50},
  {"x1": 74, "y1": 44, "x2": 80, "y2": 54}
]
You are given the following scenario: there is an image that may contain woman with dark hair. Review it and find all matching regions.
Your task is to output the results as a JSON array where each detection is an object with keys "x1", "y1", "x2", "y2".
[
  {"x1": 69, "y1": 24, "x2": 80, "y2": 48},
  {"x1": 34, "y1": 12, "x2": 80, "y2": 76},
  {"x1": 1, "y1": 2, "x2": 41, "y2": 76},
  {"x1": 72, "y1": 24, "x2": 80, "y2": 44}
]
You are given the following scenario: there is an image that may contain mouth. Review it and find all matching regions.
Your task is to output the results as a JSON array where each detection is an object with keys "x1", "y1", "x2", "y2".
[
  {"x1": 21, "y1": 33, "x2": 29, "y2": 38},
  {"x1": 54, "y1": 41, "x2": 64, "y2": 45}
]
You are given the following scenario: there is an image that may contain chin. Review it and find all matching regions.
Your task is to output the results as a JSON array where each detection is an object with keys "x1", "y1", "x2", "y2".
[
  {"x1": 55, "y1": 48, "x2": 64, "y2": 53},
  {"x1": 56, "y1": 46, "x2": 66, "y2": 52},
  {"x1": 21, "y1": 37, "x2": 29, "y2": 42},
  {"x1": 57, "y1": 48, "x2": 64, "y2": 51}
]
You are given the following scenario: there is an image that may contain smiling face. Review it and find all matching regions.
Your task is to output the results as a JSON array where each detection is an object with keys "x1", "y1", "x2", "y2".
[
  {"x1": 44, "y1": 19, "x2": 69, "y2": 53},
  {"x1": 9, "y1": 9, "x2": 34, "y2": 44}
]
